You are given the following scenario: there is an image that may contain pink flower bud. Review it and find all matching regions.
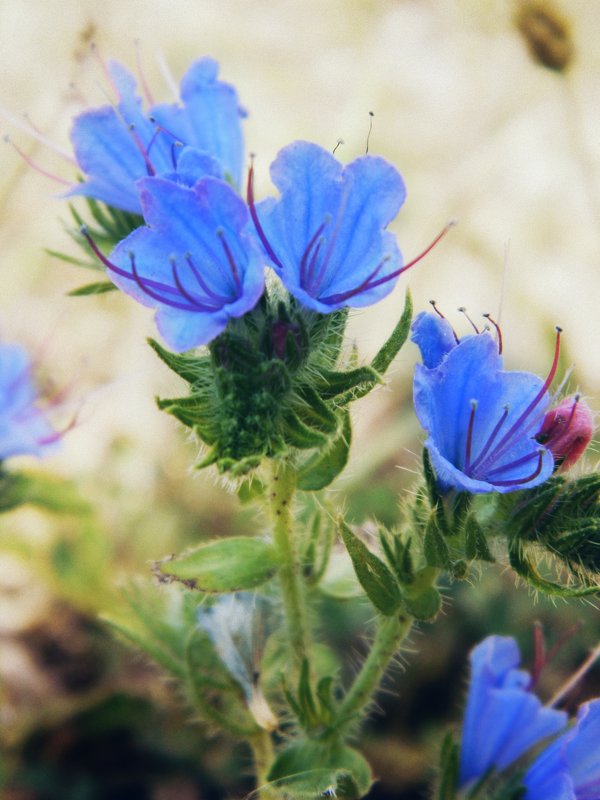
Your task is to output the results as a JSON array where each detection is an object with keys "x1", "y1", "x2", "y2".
[{"x1": 537, "y1": 395, "x2": 594, "y2": 470}]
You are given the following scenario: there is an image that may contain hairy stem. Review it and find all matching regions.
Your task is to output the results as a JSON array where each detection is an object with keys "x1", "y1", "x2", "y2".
[
  {"x1": 270, "y1": 459, "x2": 311, "y2": 669},
  {"x1": 335, "y1": 613, "x2": 413, "y2": 735},
  {"x1": 249, "y1": 730, "x2": 275, "y2": 796}
]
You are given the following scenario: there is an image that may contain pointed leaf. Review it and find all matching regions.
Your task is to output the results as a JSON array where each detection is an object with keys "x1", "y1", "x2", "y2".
[
  {"x1": 508, "y1": 542, "x2": 600, "y2": 597},
  {"x1": 282, "y1": 409, "x2": 329, "y2": 449},
  {"x1": 297, "y1": 411, "x2": 352, "y2": 491},
  {"x1": 371, "y1": 289, "x2": 413, "y2": 374},
  {"x1": 315, "y1": 365, "x2": 382, "y2": 400},
  {"x1": 464, "y1": 515, "x2": 495, "y2": 563},
  {"x1": 148, "y1": 337, "x2": 213, "y2": 385},
  {"x1": 156, "y1": 536, "x2": 279, "y2": 592},
  {"x1": 424, "y1": 513, "x2": 451, "y2": 569},
  {"x1": 339, "y1": 518, "x2": 402, "y2": 615},
  {"x1": 68, "y1": 280, "x2": 118, "y2": 296}
]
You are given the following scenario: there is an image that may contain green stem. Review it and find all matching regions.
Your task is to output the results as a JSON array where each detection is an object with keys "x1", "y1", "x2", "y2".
[
  {"x1": 334, "y1": 612, "x2": 413, "y2": 735},
  {"x1": 270, "y1": 460, "x2": 311, "y2": 669},
  {"x1": 249, "y1": 730, "x2": 275, "y2": 795}
]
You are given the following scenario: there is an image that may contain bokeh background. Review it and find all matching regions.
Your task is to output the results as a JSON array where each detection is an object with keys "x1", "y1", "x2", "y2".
[{"x1": 0, "y1": 1, "x2": 599, "y2": 798}]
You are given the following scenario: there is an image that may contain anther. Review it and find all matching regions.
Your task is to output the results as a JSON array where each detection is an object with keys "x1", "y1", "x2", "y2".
[
  {"x1": 333, "y1": 138, "x2": 344, "y2": 155},
  {"x1": 365, "y1": 111, "x2": 374, "y2": 154},
  {"x1": 246, "y1": 157, "x2": 284, "y2": 270}
]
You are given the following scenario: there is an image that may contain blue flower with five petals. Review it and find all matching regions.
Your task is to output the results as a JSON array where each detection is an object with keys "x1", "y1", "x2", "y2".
[
  {"x1": 0, "y1": 341, "x2": 59, "y2": 460},
  {"x1": 411, "y1": 311, "x2": 557, "y2": 494},
  {"x1": 459, "y1": 635, "x2": 567, "y2": 788},
  {"x1": 69, "y1": 57, "x2": 246, "y2": 214},
  {"x1": 85, "y1": 176, "x2": 265, "y2": 352},
  {"x1": 250, "y1": 141, "x2": 407, "y2": 313}
]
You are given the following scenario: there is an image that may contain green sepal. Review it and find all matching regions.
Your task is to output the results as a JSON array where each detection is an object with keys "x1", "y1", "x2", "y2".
[
  {"x1": 282, "y1": 408, "x2": 329, "y2": 449},
  {"x1": 148, "y1": 337, "x2": 213, "y2": 386},
  {"x1": 297, "y1": 411, "x2": 352, "y2": 491},
  {"x1": 424, "y1": 513, "x2": 451, "y2": 569},
  {"x1": 403, "y1": 586, "x2": 441, "y2": 621},
  {"x1": 436, "y1": 731, "x2": 459, "y2": 800},
  {"x1": 155, "y1": 536, "x2": 279, "y2": 592},
  {"x1": 508, "y1": 542, "x2": 600, "y2": 597},
  {"x1": 379, "y1": 529, "x2": 414, "y2": 586},
  {"x1": 267, "y1": 741, "x2": 372, "y2": 800},
  {"x1": 315, "y1": 365, "x2": 382, "y2": 401},
  {"x1": 68, "y1": 281, "x2": 118, "y2": 296},
  {"x1": 237, "y1": 477, "x2": 265, "y2": 504},
  {"x1": 464, "y1": 515, "x2": 495, "y2": 563},
  {"x1": 422, "y1": 449, "x2": 450, "y2": 535},
  {"x1": 371, "y1": 289, "x2": 413, "y2": 374},
  {"x1": 339, "y1": 518, "x2": 402, "y2": 615},
  {"x1": 156, "y1": 394, "x2": 219, "y2": 443},
  {"x1": 294, "y1": 386, "x2": 339, "y2": 433}
]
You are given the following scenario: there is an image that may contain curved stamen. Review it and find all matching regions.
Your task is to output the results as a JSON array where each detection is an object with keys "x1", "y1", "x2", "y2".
[
  {"x1": 185, "y1": 253, "x2": 232, "y2": 304},
  {"x1": 170, "y1": 257, "x2": 222, "y2": 311},
  {"x1": 129, "y1": 253, "x2": 199, "y2": 311},
  {"x1": 469, "y1": 405, "x2": 510, "y2": 474},
  {"x1": 464, "y1": 400, "x2": 477, "y2": 472},
  {"x1": 127, "y1": 123, "x2": 155, "y2": 176},
  {"x1": 299, "y1": 220, "x2": 329, "y2": 288},
  {"x1": 308, "y1": 188, "x2": 350, "y2": 294},
  {"x1": 490, "y1": 450, "x2": 545, "y2": 487},
  {"x1": 486, "y1": 448, "x2": 541, "y2": 477},
  {"x1": 320, "y1": 220, "x2": 456, "y2": 305},
  {"x1": 246, "y1": 158, "x2": 284, "y2": 270},
  {"x1": 483, "y1": 313, "x2": 503, "y2": 354},
  {"x1": 318, "y1": 255, "x2": 391, "y2": 305},
  {"x1": 6, "y1": 137, "x2": 72, "y2": 187},
  {"x1": 458, "y1": 307, "x2": 479, "y2": 334},
  {"x1": 476, "y1": 327, "x2": 562, "y2": 474},
  {"x1": 217, "y1": 229, "x2": 242, "y2": 292},
  {"x1": 430, "y1": 300, "x2": 460, "y2": 344}
]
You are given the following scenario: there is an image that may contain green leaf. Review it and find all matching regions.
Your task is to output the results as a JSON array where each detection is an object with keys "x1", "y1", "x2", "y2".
[
  {"x1": 156, "y1": 394, "x2": 219, "y2": 442},
  {"x1": 424, "y1": 513, "x2": 451, "y2": 569},
  {"x1": 437, "y1": 732, "x2": 459, "y2": 800},
  {"x1": 371, "y1": 289, "x2": 413, "y2": 374},
  {"x1": 155, "y1": 536, "x2": 279, "y2": 592},
  {"x1": 148, "y1": 337, "x2": 213, "y2": 385},
  {"x1": 68, "y1": 281, "x2": 118, "y2": 296},
  {"x1": 403, "y1": 587, "x2": 441, "y2": 621},
  {"x1": 315, "y1": 365, "x2": 382, "y2": 400},
  {"x1": 294, "y1": 386, "x2": 339, "y2": 433},
  {"x1": 267, "y1": 742, "x2": 372, "y2": 799},
  {"x1": 283, "y1": 409, "x2": 329, "y2": 449},
  {"x1": 297, "y1": 411, "x2": 352, "y2": 491},
  {"x1": 464, "y1": 515, "x2": 495, "y2": 563},
  {"x1": 508, "y1": 542, "x2": 600, "y2": 597},
  {"x1": 339, "y1": 518, "x2": 402, "y2": 615}
]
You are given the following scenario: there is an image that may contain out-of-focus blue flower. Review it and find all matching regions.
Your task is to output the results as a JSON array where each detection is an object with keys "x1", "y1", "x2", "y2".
[
  {"x1": 85, "y1": 175, "x2": 265, "y2": 351},
  {"x1": 251, "y1": 141, "x2": 406, "y2": 314},
  {"x1": 69, "y1": 57, "x2": 246, "y2": 213},
  {"x1": 412, "y1": 311, "x2": 557, "y2": 494},
  {"x1": 524, "y1": 699, "x2": 600, "y2": 800},
  {"x1": 459, "y1": 636, "x2": 567, "y2": 788},
  {"x1": 197, "y1": 593, "x2": 277, "y2": 731},
  {"x1": 0, "y1": 342, "x2": 59, "y2": 461}
]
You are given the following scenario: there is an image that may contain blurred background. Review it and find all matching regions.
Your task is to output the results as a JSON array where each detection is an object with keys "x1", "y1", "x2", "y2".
[{"x1": 0, "y1": 1, "x2": 599, "y2": 798}]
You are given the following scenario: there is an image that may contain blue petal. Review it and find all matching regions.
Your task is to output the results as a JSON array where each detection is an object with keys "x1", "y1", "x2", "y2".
[
  {"x1": 460, "y1": 636, "x2": 567, "y2": 787},
  {"x1": 414, "y1": 333, "x2": 554, "y2": 493},
  {"x1": 109, "y1": 176, "x2": 264, "y2": 351},
  {"x1": 257, "y1": 141, "x2": 405, "y2": 313},
  {"x1": 151, "y1": 57, "x2": 246, "y2": 188},
  {"x1": 525, "y1": 700, "x2": 600, "y2": 800},
  {"x1": 411, "y1": 311, "x2": 457, "y2": 368}
]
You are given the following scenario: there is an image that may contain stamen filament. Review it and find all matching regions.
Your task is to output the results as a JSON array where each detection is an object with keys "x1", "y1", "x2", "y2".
[
  {"x1": 491, "y1": 450, "x2": 544, "y2": 487},
  {"x1": 299, "y1": 221, "x2": 328, "y2": 288},
  {"x1": 129, "y1": 254, "x2": 199, "y2": 311},
  {"x1": 464, "y1": 400, "x2": 477, "y2": 472},
  {"x1": 127, "y1": 124, "x2": 155, "y2": 176},
  {"x1": 170, "y1": 258, "x2": 221, "y2": 311},
  {"x1": 246, "y1": 159, "x2": 284, "y2": 270},
  {"x1": 185, "y1": 254, "x2": 232, "y2": 304},
  {"x1": 469, "y1": 405, "x2": 510, "y2": 473},
  {"x1": 483, "y1": 313, "x2": 503, "y2": 354},
  {"x1": 458, "y1": 307, "x2": 479, "y2": 334},
  {"x1": 217, "y1": 230, "x2": 242, "y2": 292},
  {"x1": 486, "y1": 448, "x2": 541, "y2": 477},
  {"x1": 6, "y1": 137, "x2": 72, "y2": 187}
]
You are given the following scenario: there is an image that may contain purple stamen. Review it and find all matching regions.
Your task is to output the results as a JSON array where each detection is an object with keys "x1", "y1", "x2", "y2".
[
  {"x1": 303, "y1": 236, "x2": 325, "y2": 291},
  {"x1": 308, "y1": 190, "x2": 350, "y2": 295},
  {"x1": 464, "y1": 400, "x2": 477, "y2": 472},
  {"x1": 170, "y1": 257, "x2": 221, "y2": 311},
  {"x1": 217, "y1": 229, "x2": 242, "y2": 292},
  {"x1": 185, "y1": 253, "x2": 232, "y2": 304},
  {"x1": 127, "y1": 123, "x2": 155, "y2": 176},
  {"x1": 299, "y1": 219, "x2": 329, "y2": 288},
  {"x1": 430, "y1": 300, "x2": 460, "y2": 344},
  {"x1": 319, "y1": 255, "x2": 391, "y2": 305},
  {"x1": 468, "y1": 405, "x2": 510, "y2": 474},
  {"x1": 458, "y1": 307, "x2": 479, "y2": 334},
  {"x1": 128, "y1": 253, "x2": 200, "y2": 311},
  {"x1": 476, "y1": 328, "x2": 562, "y2": 474},
  {"x1": 247, "y1": 160, "x2": 284, "y2": 270},
  {"x1": 486, "y1": 448, "x2": 542, "y2": 477},
  {"x1": 490, "y1": 450, "x2": 545, "y2": 487},
  {"x1": 483, "y1": 313, "x2": 503, "y2": 355}
]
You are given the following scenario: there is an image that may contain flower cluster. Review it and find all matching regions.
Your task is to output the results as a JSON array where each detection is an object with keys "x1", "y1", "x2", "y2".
[
  {"x1": 0, "y1": 339, "x2": 60, "y2": 461},
  {"x1": 60, "y1": 55, "x2": 413, "y2": 351},
  {"x1": 411, "y1": 311, "x2": 592, "y2": 494},
  {"x1": 459, "y1": 635, "x2": 600, "y2": 799}
]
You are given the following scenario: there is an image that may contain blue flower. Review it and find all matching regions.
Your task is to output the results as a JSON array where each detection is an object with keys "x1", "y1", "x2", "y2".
[
  {"x1": 250, "y1": 141, "x2": 407, "y2": 313},
  {"x1": 0, "y1": 341, "x2": 59, "y2": 460},
  {"x1": 411, "y1": 311, "x2": 557, "y2": 493},
  {"x1": 69, "y1": 57, "x2": 246, "y2": 213},
  {"x1": 84, "y1": 175, "x2": 265, "y2": 351},
  {"x1": 459, "y1": 636, "x2": 567, "y2": 788},
  {"x1": 524, "y1": 699, "x2": 600, "y2": 800}
]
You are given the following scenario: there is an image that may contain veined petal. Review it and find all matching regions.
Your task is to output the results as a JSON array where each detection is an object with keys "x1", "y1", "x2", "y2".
[
  {"x1": 460, "y1": 636, "x2": 567, "y2": 787},
  {"x1": 256, "y1": 141, "x2": 406, "y2": 313},
  {"x1": 411, "y1": 310, "x2": 457, "y2": 368}
]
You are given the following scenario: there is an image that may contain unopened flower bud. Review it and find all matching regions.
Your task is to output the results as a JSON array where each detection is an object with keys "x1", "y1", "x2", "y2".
[{"x1": 537, "y1": 395, "x2": 594, "y2": 471}]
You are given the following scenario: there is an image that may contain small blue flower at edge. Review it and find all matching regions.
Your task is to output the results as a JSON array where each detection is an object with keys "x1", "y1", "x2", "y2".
[
  {"x1": 524, "y1": 698, "x2": 600, "y2": 800},
  {"x1": 68, "y1": 57, "x2": 246, "y2": 214},
  {"x1": 251, "y1": 140, "x2": 407, "y2": 314},
  {"x1": 459, "y1": 636, "x2": 567, "y2": 788},
  {"x1": 85, "y1": 175, "x2": 265, "y2": 352},
  {"x1": 411, "y1": 311, "x2": 557, "y2": 494},
  {"x1": 0, "y1": 342, "x2": 59, "y2": 460}
]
